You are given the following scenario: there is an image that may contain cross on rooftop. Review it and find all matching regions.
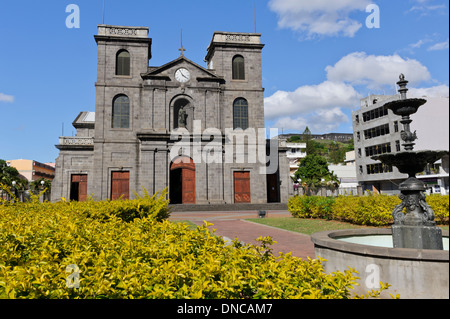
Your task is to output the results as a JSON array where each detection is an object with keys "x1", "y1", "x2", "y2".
[{"x1": 179, "y1": 29, "x2": 186, "y2": 56}]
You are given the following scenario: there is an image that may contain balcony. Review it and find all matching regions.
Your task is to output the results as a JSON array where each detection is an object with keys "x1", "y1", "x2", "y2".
[{"x1": 56, "y1": 137, "x2": 94, "y2": 150}]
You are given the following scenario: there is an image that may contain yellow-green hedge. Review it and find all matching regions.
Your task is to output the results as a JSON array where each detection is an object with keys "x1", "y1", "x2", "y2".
[
  {"x1": 0, "y1": 189, "x2": 387, "y2": 299},
  {"x1": 289, "y1": 194, "x2": 449, "y2": 226}
]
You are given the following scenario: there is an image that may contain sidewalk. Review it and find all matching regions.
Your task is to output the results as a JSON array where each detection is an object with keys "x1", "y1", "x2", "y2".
[{"x1": 169, "y1": 210, "x2": 316, "y2": 260}]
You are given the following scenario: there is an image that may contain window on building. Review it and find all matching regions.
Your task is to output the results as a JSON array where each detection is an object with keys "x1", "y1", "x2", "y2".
[
  {"x1": 364, "y1": 124, "x2": 390, "y2": 140},
  {"x1": 232, "y1": 55, "x2": 245, "y2": 80},
  {"x1": 233, "y1": 98, "x2": 249, "y2": 130},
  {"x1": 366, "y1": 163, "x2": 393, "y2": 175},
  {"x1": 112, "y1": 95, "x2": 130, "y2": 128},
  {"x1": 396, "y1": 140, "x2": 401, "y2": 152},
  {"x1": 365, "y1": 142, "x2": 392, "y2": 157},
  {"x1": 394, "y1": 121, "x2": 399, "y2": 133},
  {"x1": 362, "y1": 106, "x2": 388, "y2": 122},
  {"x1": 116, "y1": 50, "x2": 131, "y2": 76}
]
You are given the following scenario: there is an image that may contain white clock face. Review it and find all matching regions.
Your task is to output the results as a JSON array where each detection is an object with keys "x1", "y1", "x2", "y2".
[{"x1": 175, "y1": 68, "x2": 191, "y2": 83}]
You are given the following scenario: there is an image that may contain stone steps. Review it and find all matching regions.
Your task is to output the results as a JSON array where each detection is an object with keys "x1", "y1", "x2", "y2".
[{"x1": 169, "y1": 203, "x2": 288, "y2": 212}]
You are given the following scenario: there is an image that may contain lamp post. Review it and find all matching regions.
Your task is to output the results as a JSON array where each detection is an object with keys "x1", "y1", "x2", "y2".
[
  {"x1": 40, "y1": 180, "x2": 45, "y2": 202},
  {"x1": 11, "y1": 181, "x2": 16, "y2": 203}
]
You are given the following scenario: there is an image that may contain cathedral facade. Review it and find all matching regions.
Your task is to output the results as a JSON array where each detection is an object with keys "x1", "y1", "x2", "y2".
[{"x1": 52, "y1": 25, "x2": 290, "y2": 205}]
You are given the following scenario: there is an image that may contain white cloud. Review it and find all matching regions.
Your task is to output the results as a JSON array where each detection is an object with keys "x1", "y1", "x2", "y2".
[
  {"x1": 408, "y1": 3, "x2": 446, "y2": 14},
  {"x1": 268, "y1": 0, "x2": 371, "y2": 38},
  {"x1": 272, "y1": 107, "x2": 349, "y2": 133},
  {"x1": 428, "y1": 38, "x2": 449, "y2": 51},
  {"x1": 264, "y1": 81, "x2": 360, "y2": 120},
  {"x1": 408, "y1": 84, "x2": 450, "y2": 98},
  {"x1": 410, "y1": 38, "x2": 432, "y2": 49},
  {"x1": 0, "y1": 93, "x2": 14, "y2": 103},
  {"x1": 272, "y1": 116, "x2": 308, "y2": 132},
  {"x1": 264, "y1": 51, "x2": 441, "y2": 133},
  {"x1": 265, "y1": 81, "x2": 360, "y2": 133},
  {"x1": 325, "y1": 52, "x2": 431, "y2": 89}
]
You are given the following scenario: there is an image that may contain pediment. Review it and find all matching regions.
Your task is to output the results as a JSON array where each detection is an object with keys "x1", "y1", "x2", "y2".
[{"x1": 141, "y1": 56, "x2": 224, "y2": 83}]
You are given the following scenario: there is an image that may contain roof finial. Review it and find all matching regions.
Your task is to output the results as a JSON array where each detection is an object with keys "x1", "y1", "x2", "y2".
[{"x1": 179, "y1": 29, "x2": 186, "y2": 56}]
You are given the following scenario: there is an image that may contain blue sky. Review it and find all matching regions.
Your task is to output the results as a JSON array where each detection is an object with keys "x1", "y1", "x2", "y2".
[{"x1": 0, "y1": 0, "x2": 448, "y2": 164}]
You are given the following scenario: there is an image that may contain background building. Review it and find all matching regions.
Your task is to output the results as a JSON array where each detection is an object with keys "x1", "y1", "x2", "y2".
[
  {"x1": 329, "y1": 150, "x2": 359, "y2": 195},
  {"x1": 279, "y1": 133, "x2": 353, "y2": 143},
  {"x1": 353, "y1": 94, "x2": 449, "y2": 194},
  {"x1": 285, "y1": 142, "x2": 307, "y2": 177},
  {"x1": 6, "y1": 159, "x2": 55, "y2": 182}
]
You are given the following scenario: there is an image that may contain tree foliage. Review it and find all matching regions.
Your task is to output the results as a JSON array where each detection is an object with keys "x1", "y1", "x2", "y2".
[
  {"x1": 30, "y1": 178, "x2": 52, "y2": 194},
  {"x1": 0, "y1": 160, "x2": 21, "y2": 188},
  {"x1": 294, "y1": 155, "x2": 339, "y2": 191}
]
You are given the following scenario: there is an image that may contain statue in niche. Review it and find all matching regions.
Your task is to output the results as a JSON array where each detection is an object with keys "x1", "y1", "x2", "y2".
[{"x1": 178, "y1": 106, "x2": 187, "y2": 128}]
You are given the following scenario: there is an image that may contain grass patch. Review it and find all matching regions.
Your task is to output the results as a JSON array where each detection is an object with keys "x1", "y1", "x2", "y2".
[
  {"x1": 171, "y1": 220, "x2": 198, "y2": 230},
  {"x1": 246, "y1": 217, "x2": 379, "y2": 235},
  {"x1": 247, "y1": 217, "x2": 449, "y2": 235}
]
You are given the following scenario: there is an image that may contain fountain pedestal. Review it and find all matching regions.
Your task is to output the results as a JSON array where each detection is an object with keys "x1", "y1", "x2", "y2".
[
  {"x1": 390, "y1": 176, "x2": 444, "y2": 250},
  {"x1": 392, "y1": 225, "x2": 443, "y2": 250},
  {"x1": 372, "y1": 74, "x2": 448, "y2": 251}
]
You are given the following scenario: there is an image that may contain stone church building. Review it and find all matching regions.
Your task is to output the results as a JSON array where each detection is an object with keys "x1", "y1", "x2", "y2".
[{"x1": 52, "y1": 25, "x2": 290, "y2": 205}]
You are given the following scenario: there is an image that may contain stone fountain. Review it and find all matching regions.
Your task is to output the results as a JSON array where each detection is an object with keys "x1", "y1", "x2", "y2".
[
  {"x1": 373, "y1": 74, "x2": 448, "y2": 250},
  {"x1": 310, "y1": 75, "x2": 449, "y2": 298}
]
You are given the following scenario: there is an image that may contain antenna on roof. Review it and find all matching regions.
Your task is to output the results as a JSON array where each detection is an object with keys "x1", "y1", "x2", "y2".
[
  {"x1": 254, "y1": 2, "x2": 257, "y2": 33},
  {"x1": 102, "y1": 0, "x2": 105, "y2": 24}
]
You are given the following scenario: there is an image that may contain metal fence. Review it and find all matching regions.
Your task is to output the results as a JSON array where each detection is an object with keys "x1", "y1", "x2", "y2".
[
  {"x1": 292, "y1": 185, "x2": 404, "y2": 197},
  {"x1": 0, "y1": 189, "x2": 51, "y2": 203}
]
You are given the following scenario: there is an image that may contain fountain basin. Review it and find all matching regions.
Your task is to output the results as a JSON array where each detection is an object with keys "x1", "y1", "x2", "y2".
[
  {"x1": 338, "y1": 234, "x2": 449, "y2": 250},
  {"x1": 373, "y1": 150, "x2": 449, "y2": 177},
  {"x1": 311, "y1": 229, "x2": 449, "y2": 299},
  {"x1": 383, "y1": 98, "x2": 426, "y2": 117}
]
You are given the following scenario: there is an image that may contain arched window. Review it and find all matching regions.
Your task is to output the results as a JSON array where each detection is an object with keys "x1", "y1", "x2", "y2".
[
  {"x1": 116, "y1": 50, "x2": 131, "y2": 76},
  {"x1": 233, "y1": 98, "x2": 248, "y2": 130},
  {"x1": 112, "y1": 95, "x2": 130, "y2": 128},
  {"x1": 232, "y1": 55, "x2": 245, "y2": 80}
]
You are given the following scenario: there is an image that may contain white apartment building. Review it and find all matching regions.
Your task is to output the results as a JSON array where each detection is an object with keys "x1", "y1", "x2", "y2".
[
  {"x1": 353, "y1": 94, "x2": 449, "y2": 194},
  {"x1": 286, "y1": 143, "x2": 307, "y2": 177}
]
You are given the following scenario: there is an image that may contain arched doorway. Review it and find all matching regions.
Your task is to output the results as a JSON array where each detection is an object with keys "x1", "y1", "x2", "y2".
[{"x1": 170, "y1": 157, "x2": 196, "y2": 204}]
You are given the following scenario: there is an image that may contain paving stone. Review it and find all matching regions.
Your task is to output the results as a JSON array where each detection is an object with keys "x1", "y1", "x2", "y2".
[{"x1": 169, "y1": 210, "x2": 316, "y2": 259}]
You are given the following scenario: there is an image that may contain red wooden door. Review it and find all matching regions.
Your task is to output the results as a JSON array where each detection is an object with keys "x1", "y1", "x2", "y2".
[
  {"x1": 111, "y1": 171, "x2": 130, "y2": 200},
  {"x1": 170, "y1": 157, "x2": 196, "y2": 204},
  {"x1": 234, "y1": 171, "x2": 251, "y2": 203},
  {"x1": 182, "y1": 168, "x2": 196, "y2": 204},
  {"x1": 71, "y1": 174, "x2": 87, "y2": 202}
]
